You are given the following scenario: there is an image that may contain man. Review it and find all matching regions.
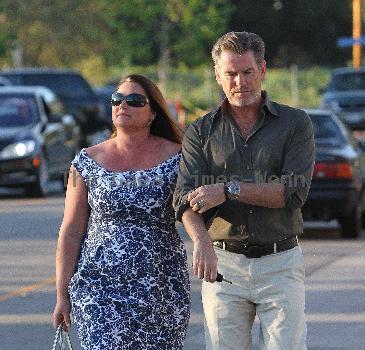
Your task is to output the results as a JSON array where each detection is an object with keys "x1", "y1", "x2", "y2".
[{"x1": 173, "y1": 31, "x2": 314, "y2": 350}]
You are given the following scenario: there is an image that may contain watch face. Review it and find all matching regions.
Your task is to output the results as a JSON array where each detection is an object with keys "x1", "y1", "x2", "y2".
[{"x1": 227, "y1": 181, "x2": 240, "y2": 199}]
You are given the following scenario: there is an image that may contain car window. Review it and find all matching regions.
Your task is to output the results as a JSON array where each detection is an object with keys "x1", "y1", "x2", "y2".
[
  {"x1": 0, "y1": 75, "x2": 23, "y2": 85},
  {"x1": 308, "y1": 113, "x2": 346, "y2": 145},
  {"x1": 329, "y1": 72, "x2": 365, "y2": 91},
  {"x1": 4, "y1": 73, "x2": 94, "y2": 99},
  {"x1": 0, "y1": 95, "x2": 39, "y2": 127}
]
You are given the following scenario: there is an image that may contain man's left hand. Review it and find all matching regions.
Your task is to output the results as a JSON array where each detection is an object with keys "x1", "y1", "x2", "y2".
[{"x1": 188, "y1": 183, "x2": 226, "y2": 214}]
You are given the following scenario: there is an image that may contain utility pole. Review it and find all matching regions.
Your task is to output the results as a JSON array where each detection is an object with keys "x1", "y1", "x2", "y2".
[
  {"x1": 158, "y1": 14, "x2": 169, "y2": 96},
  {"x1": 290, "y1": 64, "x2": 299, "y2": 107},
  {"x1": 353, "y1": 0, "x2": 362, "y2": 69},
  {"x1": 11, "y1": 40, "x2": 23, "y2": 68}
]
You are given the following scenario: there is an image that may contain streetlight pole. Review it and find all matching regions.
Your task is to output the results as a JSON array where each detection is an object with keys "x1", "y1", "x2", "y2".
[{"x1": 353, "y1": 0, "x2": 362, "y2": 69}]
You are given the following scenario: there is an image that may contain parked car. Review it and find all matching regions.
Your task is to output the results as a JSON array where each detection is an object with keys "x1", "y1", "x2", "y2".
[
  {"x1": 0, "y1": 68, "x2": 110, "y2": 146},
  {"x1": 302, "y1": 109, "x2": 365, "y2": 238},
  {"x1": 0, "y1": 86, "x2": 81, "y2": 196},
  {"x1": 95, "y1": 85, "x2": 114, "y2": 127},
  {"x1": 321, "y1": 67, "x2": 365, "y2": 130}
]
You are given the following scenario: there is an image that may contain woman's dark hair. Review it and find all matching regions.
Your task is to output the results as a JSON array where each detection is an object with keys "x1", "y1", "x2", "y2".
[{"x1": 110, "y1": 74, "x2": 182, "y2": 143}]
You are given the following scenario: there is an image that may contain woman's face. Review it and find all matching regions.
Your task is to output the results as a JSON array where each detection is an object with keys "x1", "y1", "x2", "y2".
[{"x1": 112, "y1": 81, "x2": 155, "y2": 131}]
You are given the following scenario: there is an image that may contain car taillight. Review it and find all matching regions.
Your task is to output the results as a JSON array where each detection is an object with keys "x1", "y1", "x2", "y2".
[
  {"x1": 313, "y1": 161, "x2": 353, "y2": 179},
  {"x1": 32, "y1": 157, "x2": 41, "y2": 168}
]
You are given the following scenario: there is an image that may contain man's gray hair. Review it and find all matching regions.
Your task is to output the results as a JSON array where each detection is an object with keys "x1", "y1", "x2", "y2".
[{"x1": 212, "y1": 31, "x2": 265, "y2": 66}]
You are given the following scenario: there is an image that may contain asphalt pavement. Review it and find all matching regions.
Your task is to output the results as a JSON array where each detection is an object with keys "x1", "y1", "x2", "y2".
[
  {"x1": 182, "y1": 229, "x2": 365, "y2": 350},
  {"x1": 0, "y1": 192, "x2": 365, "y2": 349}
]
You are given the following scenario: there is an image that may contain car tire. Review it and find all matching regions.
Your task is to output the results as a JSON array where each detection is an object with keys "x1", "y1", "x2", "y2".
[
  {"x1": 339, "y1": 204, "x2": 362, "y2": 239},
  {"x1": 25, "y1": 154, "x2": 49, "y2": 197}
]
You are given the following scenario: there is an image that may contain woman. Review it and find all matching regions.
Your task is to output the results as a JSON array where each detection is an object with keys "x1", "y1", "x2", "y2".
[{"x1": 53, "y1": 74, "x2": 191, "y2": 349}]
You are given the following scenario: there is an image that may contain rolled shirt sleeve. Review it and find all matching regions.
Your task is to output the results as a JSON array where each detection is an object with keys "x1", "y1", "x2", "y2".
[
  {"x1": 172, "y1": 94, "x2": 316, "y2": 244},
  {"x1": 281, "y1": 111, "x2": 315, "y2": 209},
  {"x1": 173, "y1": 121, "x2": 209, "y2": 222}
]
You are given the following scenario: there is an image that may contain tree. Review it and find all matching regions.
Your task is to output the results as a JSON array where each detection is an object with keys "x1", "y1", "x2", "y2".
[
  {"x1": 229, "y1": 0, "x2": 352, "y2": 67},
  {"x1": 0, "y1": 1, "x2": 14, "y2": 63},
  {"x1": 1, "y1": 0, "x2": 355, "y2": 70},
  {"x1": 102, "y1": 0, "x2": 233, "y2": 67},
  {"x1": 2, "y1": 0, "x2": 109, "y2": 67}
]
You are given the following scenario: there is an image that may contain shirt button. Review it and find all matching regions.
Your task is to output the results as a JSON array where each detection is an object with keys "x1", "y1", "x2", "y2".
[
  {"x1": 249, "y1": 210, "x2": 253, "y2": 214},
  {"x1": 243, "y1": 144, "x2": 248, "y2": 148}
]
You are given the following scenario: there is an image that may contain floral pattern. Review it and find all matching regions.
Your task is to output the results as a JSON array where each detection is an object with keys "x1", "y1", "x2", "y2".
[{"x1": 68, "y1": 149, "x2": 191, "y2": 350}]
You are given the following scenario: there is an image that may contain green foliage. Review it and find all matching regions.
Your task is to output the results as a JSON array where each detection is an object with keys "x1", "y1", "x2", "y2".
[
  {"x1": 0, "y1": 2, "x2": 14, "y2": 62},
  {"x1": 101, "y1": 0, "x2": 233, "y2": 67},
  {"x1": 168, "y1": 0, "x2": 233, "y2": 66},
  {"x1": 100, "y1": 64, "x2": 331, "y2": 122},
  {"x1": 0, "y1": 0, "x2": 355, "y2": 116},
  {"x1": 99, "y1": 63, "x2": 221, "y2": 110},
  {"x1": 2, "y1": 0, "x2": 108, "y2": 67},
  {"x1": 263, "y1": 66, "x2": 331, "y2": 108},
  {"x1": 0, "y1": 0, "x2": 357, "y2": 69},
  {"x1": 230, "y1": 0, "x2": 351, "y2": 67}
]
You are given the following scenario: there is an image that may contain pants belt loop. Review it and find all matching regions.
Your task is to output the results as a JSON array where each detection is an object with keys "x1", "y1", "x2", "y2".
[
  {"x1": 223, "y1": 241, "x2": 226, "y2": 250},
  {"x1": 273, "y1": 242, "x2": 277, "y2": 254},
  {"x1": 295, "y1": 235, "x2": 299, "y2": 244}
]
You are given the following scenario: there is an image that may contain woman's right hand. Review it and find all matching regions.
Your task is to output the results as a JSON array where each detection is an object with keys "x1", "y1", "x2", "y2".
[{"x1": 53, "y1": 298, "x2": 72, "y2": 331}]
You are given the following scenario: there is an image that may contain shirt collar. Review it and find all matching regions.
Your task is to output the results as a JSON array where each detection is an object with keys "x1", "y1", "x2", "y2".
[
  {"x1": 219, "y1": 90, "x2": 279, "y2": 118},
  {"x1": 261, "y1": 91, "x2": 279, "y2": 117}
]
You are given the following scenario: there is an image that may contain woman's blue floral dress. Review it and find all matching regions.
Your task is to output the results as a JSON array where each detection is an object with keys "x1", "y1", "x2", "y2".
[{"x1": 68, "y1": 149, "x2": 191, "y2": 350}]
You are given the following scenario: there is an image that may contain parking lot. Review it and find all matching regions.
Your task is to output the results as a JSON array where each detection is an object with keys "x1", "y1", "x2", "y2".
[{"x1": 0, "y1": 185, "x2": 364, "y2": 350}]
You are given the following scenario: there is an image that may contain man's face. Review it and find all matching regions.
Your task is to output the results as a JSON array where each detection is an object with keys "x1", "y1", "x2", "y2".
[{"x1": 215, "y1": 50, "x2": 266, "y2": 108}]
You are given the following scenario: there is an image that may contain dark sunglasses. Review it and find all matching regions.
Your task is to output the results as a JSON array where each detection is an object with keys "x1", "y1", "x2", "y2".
[{"x1": 111, "y1": 92, "x2": 149, "y2": 107}]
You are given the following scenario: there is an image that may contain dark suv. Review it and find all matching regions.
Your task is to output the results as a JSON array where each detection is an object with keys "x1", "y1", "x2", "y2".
[
  {"x1": 0, "y1": 68, "x2": 110, "y2": 146},
  {"x1": 321, "y1": 67, "x2": 365, "y2": 130}
]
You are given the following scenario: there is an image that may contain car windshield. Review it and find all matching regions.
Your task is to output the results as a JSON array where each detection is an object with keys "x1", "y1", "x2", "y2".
[
  {"x1": 329, "y1": 72, "x2": 365, "y2": 91},
  {"x1": 0, "y1": 95, "x2": 39, "y2": 127},
  {"x1": 308, "y1": 113, "x2": 346, "y2": 145},
  {"x1": 12, "y1": 73, "x2": 94, "y2": 99}
]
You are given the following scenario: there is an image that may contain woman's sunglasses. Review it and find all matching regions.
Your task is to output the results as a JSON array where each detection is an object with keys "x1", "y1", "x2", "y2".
[{"x1": 111, "y1": 92, "x2": 149, "y2": 108}]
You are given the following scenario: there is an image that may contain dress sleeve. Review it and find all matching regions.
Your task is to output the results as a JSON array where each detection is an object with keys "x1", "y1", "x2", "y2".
[{"x1": 70, "y1": 149, "x2": 90, "y2": 183}]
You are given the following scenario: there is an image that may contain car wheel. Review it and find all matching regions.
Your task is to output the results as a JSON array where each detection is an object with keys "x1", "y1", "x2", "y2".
[
  {"x1": 339, "y1": 204, "x2": 362, "y2": 239},
  {"x1": 25, "y1": 154, "x2": 49, "y2": 197}
]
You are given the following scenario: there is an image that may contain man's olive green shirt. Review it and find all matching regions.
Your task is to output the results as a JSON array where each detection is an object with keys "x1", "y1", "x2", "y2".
[{"x1": 173, "y1": 92, "x2": 315, "y2": 245}]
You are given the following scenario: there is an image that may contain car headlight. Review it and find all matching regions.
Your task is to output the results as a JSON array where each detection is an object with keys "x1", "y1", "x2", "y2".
[{"x1": 0, "y1": 140, "x2": 36, "y2": 160}]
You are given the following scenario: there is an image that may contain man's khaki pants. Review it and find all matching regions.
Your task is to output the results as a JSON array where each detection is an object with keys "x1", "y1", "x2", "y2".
[{"x1": 202, "y1": 246, "x2": 306, "y2": 350}]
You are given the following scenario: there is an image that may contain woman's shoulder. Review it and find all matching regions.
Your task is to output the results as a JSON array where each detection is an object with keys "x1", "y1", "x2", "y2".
[
  {"x1": 71, "y1": 142, "x2": 109, "y2": 179},
  {"x1": 84, "y1": 140, "x2": 112, "y2": 160},
  {"x1": 156, "y1": 137, "x2": 181, "y2": 155}
]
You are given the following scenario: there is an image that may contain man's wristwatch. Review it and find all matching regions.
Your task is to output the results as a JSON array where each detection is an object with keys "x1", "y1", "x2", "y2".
[{"x1": 224, "y1": 181, "x2": 241, "y2": 200}]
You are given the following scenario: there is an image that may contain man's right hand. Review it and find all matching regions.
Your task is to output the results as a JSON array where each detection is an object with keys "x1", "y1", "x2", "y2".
[{"x1": 193, "y1": 238, "x2": 218, "y2": 283}]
